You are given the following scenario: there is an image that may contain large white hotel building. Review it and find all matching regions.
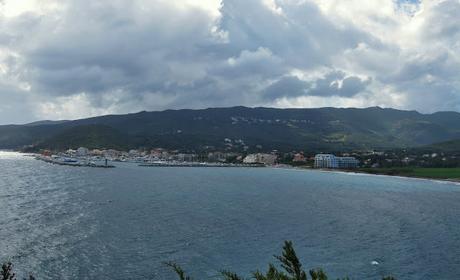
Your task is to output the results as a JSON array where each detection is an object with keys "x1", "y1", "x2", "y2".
[{"x1": 314, "y1": 154, "x2": 359, "y2": 169}]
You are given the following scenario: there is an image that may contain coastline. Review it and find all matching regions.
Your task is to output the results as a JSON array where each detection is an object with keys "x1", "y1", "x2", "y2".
[
  {"x1": 312, "y1": 168, "x2": 460, "y2": 185},
  {"x1": 269, "y1": 164, "x2": 460, "y2": 185},
  {"x1": 6, "y1": 151, "x2": 460, "y2": 185}
]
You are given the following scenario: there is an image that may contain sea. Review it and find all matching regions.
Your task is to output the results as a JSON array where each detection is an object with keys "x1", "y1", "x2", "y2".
[{"x1": 1, "y1": 151, "x2": 460, "y2": 279}]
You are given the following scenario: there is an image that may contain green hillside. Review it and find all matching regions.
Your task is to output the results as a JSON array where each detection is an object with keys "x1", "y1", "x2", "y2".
[
  {"x1": 35, "y1": 125, "x2": 133, "y2": 151},
  {"x1": 423, "y1": 139, "x2": 460, "y2": 152},
  {"x1": 2, "y1": 106, "x2": 460, "y2": 152}
]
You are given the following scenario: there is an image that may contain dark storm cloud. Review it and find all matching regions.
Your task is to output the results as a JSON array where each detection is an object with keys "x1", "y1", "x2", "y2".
[
  {"x1": 0, "y1": 0, "x2": 459, "y2": 123},
  {"x1": 263, "y1": 76, "x2": 308, "y2": 100},
  {"x1": 308, "y1": 71, "x2": 371, "y2": 97},
  {"x1": 263, "y1": 71, "x2": 370, "y2": 100},
  {"x1": 219, "y1": 0, "x2": 366, "y2": 69},
  {"x1": 13, "y1": 0, "x2": 368, "y2": 107},
  {"x1": 23, "y1": 1, "x2": 217, "y2": 98}
]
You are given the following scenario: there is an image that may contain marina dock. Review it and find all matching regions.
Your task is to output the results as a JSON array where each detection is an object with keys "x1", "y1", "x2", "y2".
[
  {"x1": 139, "y1": 162, "x2": 265, "y2": 168},
  {"x1": 35, "y1": 155, "x2": 115, "y2": 168}
]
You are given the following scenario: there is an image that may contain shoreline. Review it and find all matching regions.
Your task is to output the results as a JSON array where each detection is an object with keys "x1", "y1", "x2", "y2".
[
  {"x1": 312, "y1": 168, "x2": 460, "y2": 185},
  {"x1": 6, "y1": 151, "x2": 460, "y2": 184},
  {"x1": 269, "y1": 165, "x2": 460, "y2": 185}
]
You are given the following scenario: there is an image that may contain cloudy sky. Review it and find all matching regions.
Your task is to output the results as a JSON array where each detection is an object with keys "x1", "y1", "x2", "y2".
[{"x1": 0, "y1": 0, "x2": 459, "y2": 124}]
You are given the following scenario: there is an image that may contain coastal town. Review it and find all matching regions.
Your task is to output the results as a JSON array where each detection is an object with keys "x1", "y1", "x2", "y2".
[
  {"x1": 33, "y1": 143, "x2": 460, "y2": 174},
  {"x1": 36, "y1": 147, "x2": 282, "y2": 168},
  {"x1": 29, "y1": 144, "x2": 460, "y2": 185},
  {"x1": 35, "y1": 146, "x2": 363, "y2": 169}
]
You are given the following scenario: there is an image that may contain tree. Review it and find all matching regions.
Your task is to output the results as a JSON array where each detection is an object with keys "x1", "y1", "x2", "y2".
[
  {"x1": 167, "y1": 241, "x2": 397, "y2": 280},
  {"x1": 2, "y1": 241, "x2": 395, "y2": 280},
  {"x1": 1, "y1": 262, "x2": 35, "y2": 280},
  {"x1": 1, "y1": 263, "x2": 15, "y2": 280},
  {"x1": 164, "y1": 262, "x2": 193, "y2": 280},
  {"x1": 274, "y1": 241, "x2": 307, "y2": 280}
]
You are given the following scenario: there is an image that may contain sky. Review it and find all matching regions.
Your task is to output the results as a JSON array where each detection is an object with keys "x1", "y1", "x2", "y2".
[{"x1": 0, "y1": 0, "x2": 459, "y2": 124}]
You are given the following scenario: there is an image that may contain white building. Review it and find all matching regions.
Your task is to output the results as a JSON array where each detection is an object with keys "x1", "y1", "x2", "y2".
[
  {"x1": 243, "y1": 153, "x2": 277, "y2": 165},
  {"x1": 337, "y1": 157, "x2": 360, "y2": 169},
  {"x1": 243, "y1": 154, "x2": 258, "y2": 164},
  {"x1": 66, "y1": 149, "x2": 77, "y2": 156},
  {"x1": 76, "y1": 147, "x2": 89, "y2": 157},
  {"x1": 104, "y1": 149, "x2": 121, "y2": 159},
  {"x1": 129, "y1": 149, "x2": 140, "y2": 157},
  {"x1": 314, "y1": 154, "x2": 359, "y2": 169},
  {"x1": 314, "y1": 154, "x2": 338, "y2": 168}
]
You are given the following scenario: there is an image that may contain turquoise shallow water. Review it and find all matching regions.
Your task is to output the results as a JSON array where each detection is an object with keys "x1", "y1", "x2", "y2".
[{"x1": 1, "y1": 152, "x2": 460, "y2": 279}]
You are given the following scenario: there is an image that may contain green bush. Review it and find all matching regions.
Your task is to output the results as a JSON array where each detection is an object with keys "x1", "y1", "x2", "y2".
[
  {"x1": 2, "y1": 241, "x2": 395, "y2": 280},
  {"x1": 166, "y1": 241, "x2": 396, "y2": 280}
]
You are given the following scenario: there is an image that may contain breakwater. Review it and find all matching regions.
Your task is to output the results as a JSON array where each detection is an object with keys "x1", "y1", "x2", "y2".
[
  {"x1": 35, "y1": 155, "x2": 115, "y2": 168},
  {"x1": 139, "y1": 162, "x2": 265, "y2": 168}
]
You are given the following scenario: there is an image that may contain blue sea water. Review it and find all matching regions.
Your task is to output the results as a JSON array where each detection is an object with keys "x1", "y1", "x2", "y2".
[{"x1": 1, "y1": 151, "x2": 460, "y2": 279}]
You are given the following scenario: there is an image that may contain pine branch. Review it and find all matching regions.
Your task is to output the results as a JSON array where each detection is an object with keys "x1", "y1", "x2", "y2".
[
  {"x1": 221, "y1": 270, "x2": 244, "y2": 280},
  {"x1": 164, "y1": 262, "x2": 192, "y2": 280},
  {"x1": 1, "y1": 262, "x2": 16, "y2": 280},
  {"x1": 274, "y1": 241, "x2": 307, "y2": 280}
]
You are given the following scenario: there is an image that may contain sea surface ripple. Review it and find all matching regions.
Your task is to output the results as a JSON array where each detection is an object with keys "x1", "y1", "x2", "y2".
[{"x1": 1, "y1": 152, "x2": 460, "y2": 279}]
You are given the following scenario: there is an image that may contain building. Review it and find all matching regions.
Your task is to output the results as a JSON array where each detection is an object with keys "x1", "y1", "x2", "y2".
[
  {"x1": 176, "y1": 153, "x2": 198, "y2": 162},
  {"x1": 104, "y1": 149, "x2": 121, "y2": 159},
  {"x1": 314, "y1": 154, "x2": 359, "y2": 169},
  {"x1": 66, "y1": 149, "x2": 77, "y2": 156},
  {"x1": 129, "y1": 149, "x2": 140, "y2": 157},
  {"x1": 337, "y1": 157, "x2": 360, "y2": 169},
  {"x1": 243, "y1": 154, "x2": 258, "y2": 164},
  {"x1": 314, "y1": 154, "x2": 338, "y2": 168},
  {"x1": 292, "y1": 153, "x2": 306, "y2": 162},
  {"x1": 91, "y1": 149, "x2": 103, "y2": 156},
  {"x1": 243, "y1": 153, "x2": 277, "y2": 165},
  {"x1": 207, "y1": 152, "x2": 227, "y2": 162},
  {"x1": 76, "y1": 147, "x2": 89, "y2": 157}
]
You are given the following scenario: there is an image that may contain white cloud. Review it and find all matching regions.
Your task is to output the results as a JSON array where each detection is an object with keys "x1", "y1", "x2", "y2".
[
  {"x1": 0, "y1": 0, "x2": 61, "y2": 18},
  {"x1": 0, "y1": 0, "x2": 459, "y2": 124}
]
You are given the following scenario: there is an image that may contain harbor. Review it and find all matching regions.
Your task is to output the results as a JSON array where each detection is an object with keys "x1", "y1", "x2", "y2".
[
  {"x1": 31, "y1": 147, "x2": 275, "y2": 169},
  {"x1": 34, "y1": 154, "x2": 265, "y2": 169},
  {"x1": 35, "y1": 155, "x2": 115, "y2": 168},
  {"x1": 139, "y1": 162, "x2": 265, "y2": 168}
]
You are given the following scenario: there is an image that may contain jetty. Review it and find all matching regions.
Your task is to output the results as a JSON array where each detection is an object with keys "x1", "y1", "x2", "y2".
[
  {"x1": 139, "y1": 162, "x2": 265, "y2": 168},
  {"x1": 35, "y1": 155, "x2": 115, "y2": 168}
]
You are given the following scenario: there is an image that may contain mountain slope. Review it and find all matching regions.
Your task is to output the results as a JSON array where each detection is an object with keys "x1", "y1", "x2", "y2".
[
  {"x1": 420, "y1": 139, "x2": 460, "y2": 153},
  {"x1": 35, "y1": 125, "x2": 133, "y2": 151},
  {"x1": 3, "y1": 106, "x2": 460, "y2": 152}
]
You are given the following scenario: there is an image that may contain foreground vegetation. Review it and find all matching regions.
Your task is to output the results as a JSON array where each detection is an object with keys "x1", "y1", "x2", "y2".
[
  {"x1": 1, "y1": 263, "x2": 34, "y2": 280},
  {"x1": 2, "y1": 241, "x2": 395, "y2": 280},
  {"x1": 166, "y1": 241, "x2": 395, "y2": 280},
  {"x1": 357, "y1": 167, "x2": 460, "y2": 180}
]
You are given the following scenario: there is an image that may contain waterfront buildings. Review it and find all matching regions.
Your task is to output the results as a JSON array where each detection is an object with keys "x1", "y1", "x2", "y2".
[
  {"x1": 314, "y1": 154, "x2": 359, "y2": 169},
  {"x1": 104, "y1": 149, "x2": 121, "y2": 159},
  {"x1": 243, "y1": 153, "x2": 277, "y2": 165},
  {"x1": 76, "y1": 147, "x2": 89, "y2": 157},
  {"x1": 314, "y1": 154, "x2": 338, "y2": 168},
  {"x1": 292, "y1": 153, "x2": 306, "y2": 162},
  {"x1": 176, "y1": 153, "x2": 198, "y2": 162},
  {"x1": 207, "y1": 152, "x2": 227, "y2": 162},
  {"x1": 337, "y1": 157, "x2": 360, "y2": 169}
]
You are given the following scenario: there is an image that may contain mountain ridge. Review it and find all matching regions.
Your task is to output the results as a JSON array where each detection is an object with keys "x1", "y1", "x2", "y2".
[{"x1": 2, "y1": 106, "x2": 460, "y2": 152}]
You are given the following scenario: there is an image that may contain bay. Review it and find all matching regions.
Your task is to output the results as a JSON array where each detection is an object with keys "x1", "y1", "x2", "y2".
[{"x1": 1, "y1": 151, "x2": 460, "y2": 279}]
